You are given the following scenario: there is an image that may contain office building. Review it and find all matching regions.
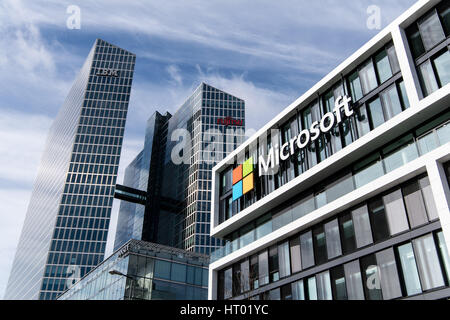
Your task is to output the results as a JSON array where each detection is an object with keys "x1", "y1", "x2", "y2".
[
  {"x1": 58, "y1": 239, "x2": 209, "y2": 300},
  {"x1": 114, "y1": 83, "x2": 246, "y2": 256},
  {"x1": 4, "y1": 39, "x2": 136, "y2": 300},
  {"x1": 209, "y1": 0, "x2": 450, "y2": 300}
]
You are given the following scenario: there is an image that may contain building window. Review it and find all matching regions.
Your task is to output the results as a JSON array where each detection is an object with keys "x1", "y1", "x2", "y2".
[
  {"x1": 408, "y1": 24, "x2": 426, "y2": 59},
  {"x1": 281, "y1": 284, "x2": 292, "y2": 300},
  {"x1": 375, "y1": 247, "x2": 402, "y2": 300},
  {"x1": 154, "y1": 260, "x2": 171, "y2": 280},
  {"x1": 324, "y1": 219, "x2": 342, "y2": 259},
  {"x1": 436, "y1": 231, "x2": 450, "y2": 283},
  {"x1": 380, "y1": 83, "x2": 403, "y2": 120},
  {"x1": 351, "y1": 204, "x2": 374, "y2": 248},
  {"x1": 316, "y1": 270, "x2": 332, "y2": 300},
  {"x1": 306, "y1": 276, "x2": 317, "y2": 300},
  {"x1": 278, "y1": 241, "x2": 291, "y2": 278},
  {"x1": 418, "y1": 10, "x2": 446, "y2": 51},
  {"x1": 439, "y1": 2, "x2": 450, "y2": 35},
  {"x1": 240, "y1": 260, "x2": 250, "y2": 293},
  {"x1": 330, "y1": 266, "x2": 348, "y2": 300},
  {"x1": 368, "y1": 198, "x2": 390, "y2": 243},
  {"x1": 398, "y1": 80, "x2": 410, "y2": 109},
  {"x1": 250, "y1": 255, "x2": 259, "y2": 290},
  {"x1": 258, "y1": 251, "x2": 269, "y2": 287},
  {"x1": 220, "y1": 167, "x2": 232, "y2": 195},
  {"x1": 382, "y1": 189, "x2": 409, "y2": 236},
  {"x1": 418, "y1": 176, "x2": 439, "y2": 221},
  {"x1": 300, "y1": 231, "x2": 315, "y2": 269},
  {"x1": 289, "y1": 236, "x2": 302, "y2": 274},
  {"x1": 359, "y1": 59, "x2": 378, "y2": 95},
  {"x1": 224, "y1": 267, "x2": 232, "y2": 299},
  {"x1": 375, "y1": 49, "x2": 393, "y2": 84},
  {"x1": 407, "y1": 3, "x2": 449, "y2": 97},
  {"x1": 344, "y1": 260, "x2": 365, "y2": 300},
  {"x1": 313, "y1": 225, "x2": 327, "y2": 265},
  {"x1": 339, "y1": 212, "x2": 357, "y2": 254},
  {"x1": 413, "y1": 234, "x2": 445, "y2": 291},
  {"x1": 367, "y1": 97, "x2": 384, "y2": 129},
  {"x1": 360, "y1": 254, "x2": 382, "y2": 300},
  {"x1": 354, "y1": 105, "x2": 371, "y2": 138},
  {"x1": 291, "y1": 279, "x2": 305, "y2": 300},
  {"x1": 397, "y1": 242, "x2": 422, "y2": 296},
  {"x1": 387, "y1": 44, "x2": 401, "y2": 74},
  {"x1": 418, "y1": 60, "x2": 440, "y2": 96},
  {"x1": 348, "y1": 71, "x2": 363, "y2": 102},
  {"x1": 171, "y1": 263, "x2": 186, "y2": 283},
  {"x1": 232, "y1": 264, "x2": 241, "y2": 297},
  {"x1": 433, "y1": 50, "x2": 450, "y2": 88},
  {"x1": 268, "y1": 245, "x2": 280, "y2": 283},
  {"x1": 402, "y1": 180, "x2": 430, "y2": 228}
]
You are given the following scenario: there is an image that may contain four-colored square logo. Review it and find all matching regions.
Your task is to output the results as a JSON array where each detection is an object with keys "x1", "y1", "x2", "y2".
[{"x1": 232, "y1": 157, "x2": 254, "y2": 201}]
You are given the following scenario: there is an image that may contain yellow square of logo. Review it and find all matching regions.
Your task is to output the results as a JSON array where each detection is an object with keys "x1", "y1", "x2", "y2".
[{"x1": 243, "y1": 173, "x2": 254, "y2": 195}]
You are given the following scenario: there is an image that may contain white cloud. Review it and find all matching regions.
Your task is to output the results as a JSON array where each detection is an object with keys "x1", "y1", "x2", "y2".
[
  {"x1": 166, "y1": 64, "x2": 183, "y2": 86},
  {"x1": 0, "y1": 110, "x2": 52, "y2": 186},
  {"x1": 1, "y1": 0, "x2": 417, "y2": 75},
  {"x1": 0, "y1": 188, "x2": 31, "y2": 299},
  {"x1": 0, "y1": 110, "x2": 52, "y2": 298}
]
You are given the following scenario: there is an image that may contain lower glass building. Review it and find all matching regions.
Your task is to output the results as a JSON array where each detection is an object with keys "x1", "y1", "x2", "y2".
[
  {"x1": 209, "y1": 0, "x2": 450, "y2": 300},
  {"x1": 58, "y1": 239, "x2": 209, "y2": 300}
]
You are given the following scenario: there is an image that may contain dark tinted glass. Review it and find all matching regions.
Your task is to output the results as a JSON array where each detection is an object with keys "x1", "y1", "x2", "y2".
[
  {"x1": 313, "y1": 226, "x2": 327, "y2": 265},
  {"x1": 360, "y1": 254, "x2": 383, "y2": 300},
  {"x1": 408, "y1": 25, "x2": 426, "y2": 59},
  {"x1": 368, "y1": 198, "x2": 390, "y2": 242},
  {"x1": 330, "y1": 266, "x2": 348, "y2": 300},
  {"x1": 418, "y1": 11, "x2": 446, "y2": 50},
  {"x1": 339, "y1": 212, "x2": 357, "y2": 254}
]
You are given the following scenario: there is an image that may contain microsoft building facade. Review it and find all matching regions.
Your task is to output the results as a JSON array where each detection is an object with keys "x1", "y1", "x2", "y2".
[
  {"x1": 4, "y1": 39, "x2": 136, "y2": 300},
  {"x1": 209, "y1": 0, "x2": 450, "y2": 300}
]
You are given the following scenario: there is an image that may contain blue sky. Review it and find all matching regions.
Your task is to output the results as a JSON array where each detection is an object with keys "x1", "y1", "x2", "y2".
[{"x1": 0, "y1": 0, "x2": 417, "y2": 298}]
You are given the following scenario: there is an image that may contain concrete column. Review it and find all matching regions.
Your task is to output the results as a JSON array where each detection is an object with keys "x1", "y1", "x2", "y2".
[
  {"x1": 391, "y1": 25, "x2": 423, "y2": 103},
  {"x1": 208, "y1": 268, "x2": 217, "y2": 300},
  {"x1": 426, "y1": 160, "x2": 450, "y2": 256}
]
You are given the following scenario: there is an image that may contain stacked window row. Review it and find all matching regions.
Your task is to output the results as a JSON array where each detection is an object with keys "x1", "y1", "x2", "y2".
[
  {"x1": 94, "y1": 39, "x2": 136, "y2": 58},
  {"x1": 219, "y1": 41, "x2": 409, "y2": 221},
  {"x1": 252, "y1": 231, "x2": 449, "y2": 300},
  {"x1": 216, "y1": 111, "x2": 449, "y2": 232},
  {"x1": 65, "y1": 173, "x2": 117, "y2": 186},
  {"x1": 86, "y1": 82, "x2": 132, "y2": 94},
  {"x1": 79, "y1": 116, "x2": 126, "y2": 129},
  {"x1": 218, "y1": 172, "x2": 446, "y2": 299}
]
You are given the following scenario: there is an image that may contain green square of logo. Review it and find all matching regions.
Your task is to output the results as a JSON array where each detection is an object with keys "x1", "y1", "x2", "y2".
[{"x1": 243, "y1": 157, "x2": 253, "y2": 177}]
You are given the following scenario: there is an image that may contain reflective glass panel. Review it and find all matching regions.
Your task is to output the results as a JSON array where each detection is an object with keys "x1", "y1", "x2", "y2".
[
  {"x1": 433, "y1": 50, "x2": 450, "y2": 87},
  {"x1": 397, "y1": 243, "x2": 422, "y2": 296}
]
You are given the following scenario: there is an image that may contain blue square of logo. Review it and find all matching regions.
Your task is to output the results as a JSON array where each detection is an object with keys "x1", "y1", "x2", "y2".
[{"x1": 232, "y1": 181, "x2": 243, "y2": 201}]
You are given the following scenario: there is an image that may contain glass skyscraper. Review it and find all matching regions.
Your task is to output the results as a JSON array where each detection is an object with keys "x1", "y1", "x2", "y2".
[
  {"x1": 114, "y1": 83, "x2": 246, "y2": 256},
  {"x1": 4, "y1": 39, "x2": 136, "y2": 300}
]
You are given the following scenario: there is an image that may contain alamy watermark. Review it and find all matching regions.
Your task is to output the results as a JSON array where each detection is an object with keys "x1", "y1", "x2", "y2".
[
  {"x1": 66, "y1": 5, "x2": 81, "y2": 30},
  {"x1": 367, "y1": 5, "x2": 381, "y2": 30}
]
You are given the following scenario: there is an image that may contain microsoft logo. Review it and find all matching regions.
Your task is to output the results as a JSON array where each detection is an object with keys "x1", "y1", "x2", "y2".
[{"x1": 232, "y1": 157, "x2": 254, "y2": 201}]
